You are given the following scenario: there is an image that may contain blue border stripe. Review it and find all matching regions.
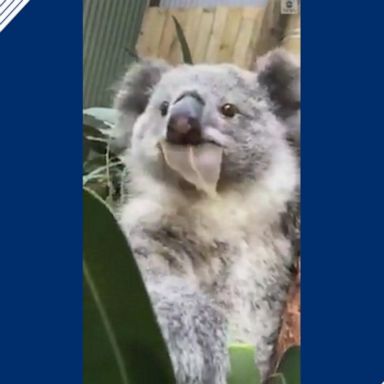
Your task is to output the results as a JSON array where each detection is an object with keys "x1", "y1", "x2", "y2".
[
  {"x1": 303, "y1": 1, "x2": 384, "y2": 383},
  {"x1": 0, "y1": 1, "x2": 82, "y2": 383}
]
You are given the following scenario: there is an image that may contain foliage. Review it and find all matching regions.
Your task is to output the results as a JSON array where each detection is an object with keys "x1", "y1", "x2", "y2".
[
  {"x1": 228, "y1": 344, "x2": 260, "y2": 384},
  {"x1": 274, "y1": 346, "x2": 300, "y2": 384},
  {"x1": 83, "y1": 188, "x2": 176, "y2": 384},
  {"x1": 83, "y1": 108, "x2": 125, "y2": 206},
  {"x1": 172, "y1": 16, "x2": 193, "y2": 64}
]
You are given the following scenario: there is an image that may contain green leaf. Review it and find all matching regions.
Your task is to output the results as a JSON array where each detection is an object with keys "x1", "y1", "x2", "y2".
[
  {"x1": 83, "y1": 159, "x2": 123, "y2": 183},
  {"x1": 84, "y1": 272, "x2": 122, "y2": 384},
  {"x1": 83, "y1": 108, "x2": 122, "y2": 158},
  {"x1": 83, "y1": 107, "x2": 118, "y2": 129},
  {"x1": 276, "y1": 346, "x2": 300, "y2": 384},
  {"x1": 228, "y1": 344, "x2": 261, "y2": 384},
  {"x1": 83, "y1": 188, "x2": 176, "y2": 384},
  {"x1": 83, "y1": 179, "x2": 109, "y2": 200},
  {"x1": 266, "y1": 373, "x2": 287, "y2": 384},
  {"x1": 83, "y1": 125, "x2": 108, "y2": 155},
  {"x1": 172, "y1": 16, "x2": 193, "y2": 64},
  {"x1": 83, "y1": 135, "x2": 91, "y2": 162}
]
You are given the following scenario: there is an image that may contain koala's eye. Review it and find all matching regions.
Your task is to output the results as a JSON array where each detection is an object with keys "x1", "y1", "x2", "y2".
[
  {"x1": 220, "y1": 103, "x2": 238, "y2": 118},
  {"x1": 159, "y1": 101, "x2": 169, "y2": 116}
]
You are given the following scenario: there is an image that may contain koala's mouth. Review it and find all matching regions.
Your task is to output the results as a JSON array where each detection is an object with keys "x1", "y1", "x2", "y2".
[{"x1": 158, "y1": 141, "x2": 223, "y2": 198}]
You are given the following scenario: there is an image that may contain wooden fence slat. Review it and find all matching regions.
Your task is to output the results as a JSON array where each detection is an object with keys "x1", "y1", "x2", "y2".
[
  {"x1": 216, "y1": 7, "x2": 243, "y2": 63},
  {"x1": 192, "y1": 8, "x2": 215, "y2": 63},
  {"x1": 158, "y1": 9, "x2": 176, "y2": 60},
  {"x1": 136, "y1": 7, "x2": 158, "y2": 57},
  {"x1": 232, "y1": 8, "x2": 258, "y2": 67},
  {"x1": 148, "y1": 9, "x2": 167, "y2": 57},
  {"x1": 243, "y1": 7, "x2": 264, "y2": 68},
  {"x1": 281, "y1": 13, "x2": 300, "y2": 57},
  {"x1": 205, "y1": 7, "x2": 228, "y2": 63},
  {"x1": 184, "y1": 7, "x2": 204, "y2": 60},
  {"x1": 254, "y1": 0, "x2": 283, "y2": 57}
]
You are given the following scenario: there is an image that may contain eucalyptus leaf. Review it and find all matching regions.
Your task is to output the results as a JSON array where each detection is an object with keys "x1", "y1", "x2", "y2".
[
  {"x1": 276, "y1": 346, "x2": 300, "y2": 384},
  {"x1": 83, "y1": 160, "x2": 123, "y2": 183},
  {"x1": 83, "y1": 154, "x2": 108, "y2": 175},
  {"x1": 83, "y1": 135, "x2": 91, "y2": 162},
  {"x1": 83, "y1": 188, "x2": 176, "y2": 384},
  {"x1": 172, "y1": 16, "x2": 193, "y2": 64},
  {"x1": 84, "y1": 272, "x2": 123, "y2": 384},
  {"x1": 266, "y1": 373, "x2": 288, "y2": 384},
  {"x1": 83, "y1": 126, "x2": 108, "y2": 155},
  {"x1": 83, "y1": 179, "x2": 110, "y2": 201},
  {"x1": 83, "y1": 124, "x2": 107, "y2": 140},
  {"x1": 228, "y1": 344, "x2": 261, "y2": 384},
  {"x1": 83, "y1": 107, "x2": 118, "y2": 130}
]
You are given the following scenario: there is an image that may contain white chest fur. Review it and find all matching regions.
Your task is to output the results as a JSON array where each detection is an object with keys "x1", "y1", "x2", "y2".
[
  {"x1": 121, "y1": 183, "x2": 293, "y2": 345},
  {"x1": 120, "y1": 148, "x2": 297, "y2": 348}
]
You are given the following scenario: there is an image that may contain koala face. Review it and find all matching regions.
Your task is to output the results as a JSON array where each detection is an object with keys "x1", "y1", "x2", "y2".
[{"x1": 112, "y1": 50, "x2": 300, "y2": 194}]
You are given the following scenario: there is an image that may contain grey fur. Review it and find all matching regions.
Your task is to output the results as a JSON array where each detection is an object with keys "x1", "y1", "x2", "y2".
[
  {"x1": 109, "y1": 58, "x2": 171, "y2": 153},
  {"x1": 113, "y1": 49, "x2": 300, "y2": 383},
  {"x1": 256, "y1": 49, "x2": 300, "y2": 147}
]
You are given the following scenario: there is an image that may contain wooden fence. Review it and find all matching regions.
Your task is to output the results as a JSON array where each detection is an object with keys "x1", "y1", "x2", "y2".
[{"x1": 136, "y1": 0, "x2": 300, "y2": 69}]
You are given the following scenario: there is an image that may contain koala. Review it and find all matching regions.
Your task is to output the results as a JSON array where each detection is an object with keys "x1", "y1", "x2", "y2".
[{"x1": 111, "y1": 49, "x2": 300, "y2": 384}]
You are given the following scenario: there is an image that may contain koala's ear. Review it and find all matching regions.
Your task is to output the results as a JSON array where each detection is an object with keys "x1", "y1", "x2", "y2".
[
  {"x1": 256, "y1": 49, "x2": 300, "y2": 145},
  {"x1": 109, "y1": 58, "x2": 171, "y2": 154},
  {"x1": 113, "y1": 58, "x2": 171, "y2": 115}
]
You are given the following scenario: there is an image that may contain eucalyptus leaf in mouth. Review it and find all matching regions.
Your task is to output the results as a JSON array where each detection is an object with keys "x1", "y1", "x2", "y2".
[{"x1": 159, "y1": 141, "x2": 223, "y2": 198}]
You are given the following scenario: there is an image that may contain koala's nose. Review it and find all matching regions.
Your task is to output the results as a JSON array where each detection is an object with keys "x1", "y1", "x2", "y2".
[{"x1": 166, "y1": 93, "x2": 204, "y2": 145}]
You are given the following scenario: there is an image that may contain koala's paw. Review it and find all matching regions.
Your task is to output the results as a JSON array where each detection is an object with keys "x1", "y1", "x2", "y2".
[{"x1": 148, "y1": 278, "x2": 229, "y2": 384}]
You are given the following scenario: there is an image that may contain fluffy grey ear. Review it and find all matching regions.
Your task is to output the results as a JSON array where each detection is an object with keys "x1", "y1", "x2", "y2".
[
  {"x1": 256, "y1": 49, "x2": 300, "y2": 145},
  {"x1": 109, "y1": 58, "x2": 171, "y2": 154}
]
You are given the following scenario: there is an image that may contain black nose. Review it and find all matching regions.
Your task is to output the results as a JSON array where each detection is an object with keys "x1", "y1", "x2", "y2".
[
  {"x1": 166, "y1": 94, "x2": 204, "y2": 145},
  {"x1": 167, "y1": 115, "x2": 202, "y2": 145}
]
